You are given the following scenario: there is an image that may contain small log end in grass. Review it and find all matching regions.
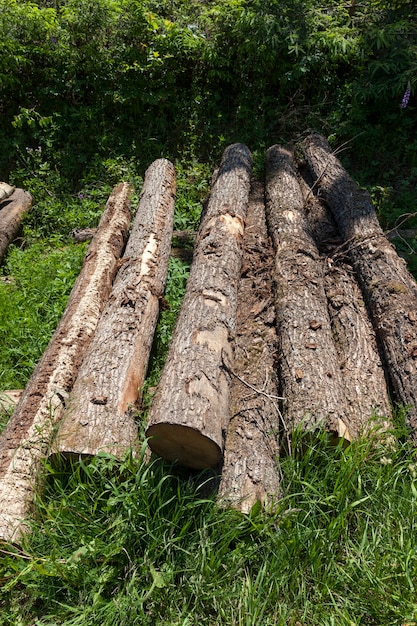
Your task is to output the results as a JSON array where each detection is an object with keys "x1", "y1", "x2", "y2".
[{"x1": 0, "y1": 188, "x2": 33, "y2": 261}]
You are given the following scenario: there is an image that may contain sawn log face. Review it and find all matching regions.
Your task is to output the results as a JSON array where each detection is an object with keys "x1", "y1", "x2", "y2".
[
  {"x1": 303, "y1": 133, "x2": 417, "y2": 437},
  {"x1": 0, "y1": 182, "x2": 131, "y2": 543},
  {"x1": 53, "y1": 160, "x2": 176, "y2": 458},
  {"x1": 146, "y1": 144, "x2": 252, "y2": 469},
  {"x1": 265, "y1": 145, "x2": 350, "y2": 438}
]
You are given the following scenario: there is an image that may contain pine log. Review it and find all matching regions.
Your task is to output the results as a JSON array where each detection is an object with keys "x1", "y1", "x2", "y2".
[
  {"x1": 301, "y1": 175, "x2": 393, "y2": 438},
  {"x1": 52, "y1": 160, "x2": 176, "y2": 460},
  {"x1": 218, "y1": 181, "x2": 281, "y2": 512},
  {"x1": 265, "y1": 145, "x2": 351, "y2": 440},
  {"x1": 146, "y1": 144, "x2": 252, "y2": 469},
  {"x1": 302, "y1": 133, "x2": 417, "y2": 438},
  {"x1": 0, "y1": 189, "x2": 32, "y2": 261},
  {"x1": 0, "y1": 182, "x2": 131, "y2": 543}
]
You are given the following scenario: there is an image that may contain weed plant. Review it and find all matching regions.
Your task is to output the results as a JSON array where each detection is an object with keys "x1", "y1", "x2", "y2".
[{"x1": 1, "y1": 431, "x2": 417, "y2": 625}]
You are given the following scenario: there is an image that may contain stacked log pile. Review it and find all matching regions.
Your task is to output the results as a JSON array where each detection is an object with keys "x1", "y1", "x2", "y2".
[
  {"x1": 299, "y1": 163, "x2": 392, "y2": 438},
  {"x1": 265, "y1": 144, "x2": 392, "y2": 444},
  {"x1": 2, "y1": 136, "x2": 417, "y2": 542},
  {"x1": 265, "y1": 146, "x2": 353, "y2": 441},
  {"x1": 303, "y1": 133, "x2": 417, "y2": 439}
]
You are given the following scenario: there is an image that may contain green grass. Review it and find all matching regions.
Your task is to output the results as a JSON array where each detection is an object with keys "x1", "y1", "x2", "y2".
[
  {"x1": 1, "y1": 432, "x2": 417, "y2": 625},
  {"x1": 0, "y1": 242, "x2": 86, "y2": 391}
]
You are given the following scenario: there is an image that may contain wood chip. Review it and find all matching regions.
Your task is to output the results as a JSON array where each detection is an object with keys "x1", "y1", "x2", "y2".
[
  {"x1": 295, "y1": 369, "x2": 303, "y2": 381},
  {"x1": 309, "y1": 319, "x2": 322, "y2": 330},
  {"x1": 90, "y1": 396, "x2": 108, "y2": 405}
]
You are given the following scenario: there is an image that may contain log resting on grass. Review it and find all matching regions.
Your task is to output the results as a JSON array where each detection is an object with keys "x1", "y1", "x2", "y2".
[
  {"x1": 301, "y1": 177, "x2": 393, "y2": 438},
  {"x1": 265, "y1": 145, "x2": 351, "y2": 441},
  {"x1": 52, "y1": 160, "x2": 176, "y2": 459},
  {"x1": 218, "y1": 181, "x2": 281, "y2": 512},
  {"x1": 146, "y1": 144, "x2": 252, "y2": 469},
  {"x1": 0, "y1": 189, "x2": 32, "y2": 261},
  {"x1": 0, "y1": 182, "x2": 131, "y2": 543},
  {"x1": 303, "y1": 133, "x2": 417, "y2": 438}
]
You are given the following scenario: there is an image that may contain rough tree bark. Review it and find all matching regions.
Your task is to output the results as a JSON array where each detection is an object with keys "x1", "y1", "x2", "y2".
[
  {"x1": 0, "y1": 189, "x2": 32, "y2": 261},
  {"x1": 300, "y1": 174, "x2": 393, "y2": 438},
  {"x1": 218, "y1": 181, "x2": 281, "y2": 512},
  {"x1": 146, "y1": 144, "x2": 252, "y2": 469},
  {"x1": 0, "y1": 182, "x2": 131, "y2": 543},
  {"x1": 265, "y1": 145, "x2": 351, "y2": 440},
  {"x1": 303, "y1": 133, "x2": 417, "y2": 438},
  {"x1": 52, "y1": 160, "x2": 176, "y2": 459}
]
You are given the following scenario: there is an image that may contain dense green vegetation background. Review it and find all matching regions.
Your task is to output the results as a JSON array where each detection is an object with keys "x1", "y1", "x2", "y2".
[{"x1": 1, "y1": 1, "x2": 417, "y2": 624}]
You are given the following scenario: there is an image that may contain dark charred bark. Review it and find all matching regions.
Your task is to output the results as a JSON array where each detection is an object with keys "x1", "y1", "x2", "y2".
[
  {"x1": 303, "y1": 133, "x2": 417, "y2": 438},
  {"x1": 146, "y1": 144, "x2": 252, "y2": 469},
  {"x1": 265, "y1": 145, "x2": 351, "y2": 440},
  {"x1": 218, "y1": 181, "x2": 281, "y2": 513}
]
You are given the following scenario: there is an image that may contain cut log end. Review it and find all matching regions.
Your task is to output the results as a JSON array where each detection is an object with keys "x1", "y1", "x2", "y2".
[{"x1": 146, "y1": 423, "x2": 222, "y2": 469}]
